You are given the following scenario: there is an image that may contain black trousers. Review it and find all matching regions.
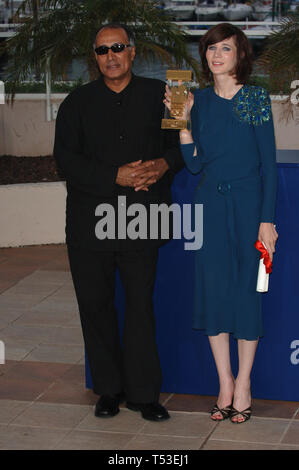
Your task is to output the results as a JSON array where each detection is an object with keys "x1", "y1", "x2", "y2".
[{"x1": 67, "y1": 245, "x2": 162, "y2": 403}]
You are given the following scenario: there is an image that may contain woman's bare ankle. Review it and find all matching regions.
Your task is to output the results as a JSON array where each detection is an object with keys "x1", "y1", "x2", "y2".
[{"x1": 217, "y1": 375, "x2": 235, "y2": 408}]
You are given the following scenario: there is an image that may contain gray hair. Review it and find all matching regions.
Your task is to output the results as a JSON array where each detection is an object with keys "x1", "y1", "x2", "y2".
[{"x1": 93, "y1": 23, "x2": 135, "y2": 49}]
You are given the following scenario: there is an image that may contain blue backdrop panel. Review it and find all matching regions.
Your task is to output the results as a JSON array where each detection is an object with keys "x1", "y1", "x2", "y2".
[{"x1": 85, "y1": 151, "x2": 299, "y2": 402}]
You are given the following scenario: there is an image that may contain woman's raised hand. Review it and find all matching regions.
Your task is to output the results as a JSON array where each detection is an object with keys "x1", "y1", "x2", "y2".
[{"x1": 163, "y1": 83, "x2": 194, "y2": 121}]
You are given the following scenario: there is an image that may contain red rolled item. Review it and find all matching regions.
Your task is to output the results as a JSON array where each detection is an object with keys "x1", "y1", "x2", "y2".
[{"x1": 255, "y1": 240, "x2": 272, "y2": 274}]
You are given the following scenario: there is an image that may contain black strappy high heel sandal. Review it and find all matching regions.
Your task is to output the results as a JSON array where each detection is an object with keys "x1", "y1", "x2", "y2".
[
  {"x1": 230, "y1": 406, "x2": 252, "y2": 423},
  {"x1": 210, "y1": 403, "x2": 233, "y2": 421}
]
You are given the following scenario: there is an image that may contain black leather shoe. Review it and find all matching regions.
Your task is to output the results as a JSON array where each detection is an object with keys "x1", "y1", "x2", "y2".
[
  {"x1": 126, "y1": 401, "x2": 170, "y2": 421},
  {"x1": 95, "y1": 392, "x2": 125, "y2": 418}
]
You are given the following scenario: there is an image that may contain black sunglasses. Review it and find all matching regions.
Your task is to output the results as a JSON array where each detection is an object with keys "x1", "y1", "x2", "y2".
[{"x1": 94, "y1": 43, "x2": 132, "y2": 56}]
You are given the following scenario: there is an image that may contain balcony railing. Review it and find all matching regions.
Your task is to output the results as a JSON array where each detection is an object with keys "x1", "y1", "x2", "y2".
[{"x1": 0, "y1": 20, "x2": 282, "y2": 39}]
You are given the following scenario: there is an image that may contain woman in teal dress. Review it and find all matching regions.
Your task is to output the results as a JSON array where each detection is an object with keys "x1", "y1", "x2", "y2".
[{"x1": 165, "y1": 23, "x2": 278, "y2": 423}]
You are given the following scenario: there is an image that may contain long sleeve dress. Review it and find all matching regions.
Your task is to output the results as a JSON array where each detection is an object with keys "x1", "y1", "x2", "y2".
[{"x1": 180, "y1": 85, "x2": 277, "y2": 340}]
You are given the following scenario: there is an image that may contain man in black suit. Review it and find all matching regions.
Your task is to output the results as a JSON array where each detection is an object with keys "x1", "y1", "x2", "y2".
[{"x1": 54, "y1": 23, "x2": 184, "y2": 421}]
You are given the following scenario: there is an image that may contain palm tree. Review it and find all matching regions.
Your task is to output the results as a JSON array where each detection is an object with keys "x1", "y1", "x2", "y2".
[
  {"x1": 1, "y1": 0, "x2": 202, "y2": 97},
  {"x1": 259, "y1": 11, "x2": 299, "y2": 97}
]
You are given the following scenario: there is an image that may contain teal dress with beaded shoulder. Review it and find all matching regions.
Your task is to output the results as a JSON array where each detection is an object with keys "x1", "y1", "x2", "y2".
[{"x1": 180, "y1": 85, "x2": 277, "y2": 340}]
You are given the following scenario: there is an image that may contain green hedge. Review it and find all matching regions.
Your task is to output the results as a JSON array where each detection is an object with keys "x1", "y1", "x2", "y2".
[
  {"x1": 247, "y1": 76, "x2": 291, "y2": 94},
  {"x1": 2, "y1": 76, "x2": 292, "y2": 95},
  {"x1": 4, "y1": 79, "x2": 85, "y2": 94}
]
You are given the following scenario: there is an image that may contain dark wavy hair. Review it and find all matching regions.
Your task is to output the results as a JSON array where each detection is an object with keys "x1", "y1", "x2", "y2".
[{"x1": 199, "y1": 23, "x2": 253, "y2": 84}]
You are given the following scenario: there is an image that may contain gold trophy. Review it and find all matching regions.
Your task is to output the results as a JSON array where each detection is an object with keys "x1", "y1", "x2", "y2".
[{"x1": 161, "y1": 70, "x2": 193, "y2": 130}]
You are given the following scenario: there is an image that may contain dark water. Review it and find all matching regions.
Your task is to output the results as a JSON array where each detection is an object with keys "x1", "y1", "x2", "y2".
[
  {"x1": 67, "y1": 38, "x2": 266, "y2": 83},
  {"x1": 0, "y1": 37, "x2": 266, "y2": 83}
]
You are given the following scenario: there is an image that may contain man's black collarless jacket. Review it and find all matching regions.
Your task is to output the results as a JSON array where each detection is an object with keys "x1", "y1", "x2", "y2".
[{"x1": 54, "y1": 74, "x2": 185, "y2": 251}]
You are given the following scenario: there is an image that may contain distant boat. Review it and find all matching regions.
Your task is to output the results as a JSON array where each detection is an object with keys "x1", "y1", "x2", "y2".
[
  {"x1": 252, "y1": 2, "x2": 272, "y2": 21},
  {"x1": 289, "y1": 0, "x2": 299, "y2": 12},
  {"x1": 0, "y1": 0, "x2": 5, "y2": 20},
  {"x1": 247, "y1": 13, "x2": 281, "y2": 41},
  {"x1": 164, "y1": 0, "x2": 197, "y2": 20},
  {"x1": 222, "y1": 3, "x2": 252, "y2": 21},
  {"x1": 1, "y1": 0, "x2": 31, "y2": 22},
  {"x1": 195, "y1": 1, "x2": 226, "y2": 20}
]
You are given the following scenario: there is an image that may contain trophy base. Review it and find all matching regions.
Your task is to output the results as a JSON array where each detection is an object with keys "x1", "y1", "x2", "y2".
[{"x1": 161, "y1": 119, "x2": 188, "y2": 130}]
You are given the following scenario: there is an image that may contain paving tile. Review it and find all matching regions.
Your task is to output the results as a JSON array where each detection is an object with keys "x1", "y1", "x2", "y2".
[
  {"x1": 48, "y1": 295, "x2": 78, "y2": 306},
  {"x1": 276, "y1": 444, "x2": 299, "y2": 450},
  {"x1": 0, "y1": 337, "x2": 38, "y2": 361},
  {"x1": 0, "y1": 293, "x2": 42, "y2": 309},
  {"x1": 21, "y1": 270, "x2": 71, "y2": 285},
  {"x1": 0, "y1": 423, "x2": 70, "y2": 450},
  {"x1": 253, "y1": 399, "x2": 299, "y2": 419},
  {"x1": 77, "y1": 408, "x2": 146, "y2": 434},
  {"x1": 65, "y1": 315, "x2": 81, "y2": 326},
  {"x1": 0, "y1": 244, "x2": 64, "y2": 257},
  {"x1": 0, "y1": 281, "x2": 17, "y2": 294},
  {"x1": 281, "y1": 421, "x2": 299, "y2": 445},
  {"x1": 53, "y1": 285, "x2": 75, "y2": 294},
  {"x1": 1, "y1": 244, "x2": 299, "y2": 452},
  {"x1": 50, "y1": 288, "x2": 77, "y2": 300},
  {"x1": 0, "y1": 306, "x2": 33, "y2": 325},
  {"x1": 166, "y1": 393, "x2": 216, "y2": 413},
  {"x1": 77, "y1": 356, "x2": 85, "y2": 365},
  {"x1": 0, "y1": 260, "x2": 40, "y2": 270},
  {"x1": 159, "y1": 393, "x2": 172, "y2": 406},
  {"x1": 0, "y1": 400, "x2": 32, "y2": 424},
  {"x1": 203, "y1": 439, "x2": 279, "y2": 450},
  {"x1": 0, "y1": 246, "x2": 50, "y2": 258},
  {"x1": 212, "y1": 416, "x2": 290, "y2": 444},
  {"x1": 40, "y1": 260, "x2": 70, "y2": 271},
  {"x1": 1, "y1": 324, "x2": 83, "y2": 345},
  {"x1": 55, "y1": 281, "x2": 74, "y2": 289},
  {"x1": 13, "y1": 309, "x2": 78, "y2": 327},
  {"x1": 14, "y1": 251, "x2": 67, "y2": 267},
  {"x1": 24, "y1": 344, "x2": 84, "y2": 364},
  {"x1": 12, "y1": 402, "x2": 91, "y2": 429},
  {"x1": 0, "y1": 254, "x2": 9, "y2": 263},
  {"x1": 0, "y1": 266, "x2": 36, "y2": 283},
  {"x1": 0, "y1": 360, "x2": 19, "y2": 375},
  {"x1": 1, "y1": 257, "x2": 51, "y2": 269},
  {"x1": 124, "y1": 434, "x2": 205, "y2": 450},
  {"x1": 37, "y1": 380, "x2": 98, "y2": 405},
  {"x1": 0, "y1": 376, "x2": 52, "y2": 401},
  {"x1": 0, "y1": 361, "x2": 73, "y2": 401},
  {"x1": 36, "y1": 364, "x2": 98, "y2": 405},
  {"x1": 31, "y1": 299, "x2": 79, "y2": 315},
  {"x1": 140, "y1": 411, "x2": 216, "y2": 438},
  {"x1": 54, "y1": 363, "x2": 87, "y2": 384},
  {"x1": 55, "y1": 430, "x2": 136, "y2": 450},
  {"x1": 0, "y1": 247, "x2": 20, "y2": 256},
  {"x1": 3, "y1": 282, "x2": 60, "y2": 297},
  {"x1": 5, "y1": 361, "x2": 74, "y2": 382},
  {"x1": 0, "y1": 320, "x2": 8, "y2": 330},
  {"x1": 15, "y1": 244, "x2": 66, "y2": 256}
]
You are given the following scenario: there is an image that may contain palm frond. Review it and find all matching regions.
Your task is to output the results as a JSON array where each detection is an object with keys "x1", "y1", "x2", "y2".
[
  {"x1": 1, "y1": 0, "x2": 203, "y2": 99},
  {"x1": 258, "y1": 12, "x2": 299, "y2": 92}
]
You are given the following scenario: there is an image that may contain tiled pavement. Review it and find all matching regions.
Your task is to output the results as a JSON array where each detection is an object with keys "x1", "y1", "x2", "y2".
[{"x1": 0, "y1": 245, "x2": 298, "y2": 451}]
